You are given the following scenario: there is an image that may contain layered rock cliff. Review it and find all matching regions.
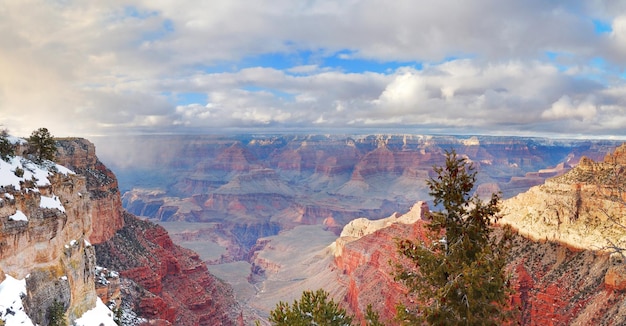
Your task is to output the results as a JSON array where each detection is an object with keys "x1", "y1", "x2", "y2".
[
  {"x1": 94, "y1": 211, "x2": 241, "y2": 325},
  {"x1": 501, "y1": 143, "x2": 626, "y2": 252},
  {"x1": 0, "y1": 139, "x2": 107, "y2": 324},
  {"x1": 56, "y1": 139, "x2": 124, "y2": 244}
]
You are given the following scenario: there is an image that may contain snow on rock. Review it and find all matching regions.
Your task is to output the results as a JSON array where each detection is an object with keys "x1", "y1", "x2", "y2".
[
  {"x1": 74, "y1": 297, "x2": 117, "y2": 326},
  {"x1": 8, "y1": 210, "x2": 28, "y2": 222},
  {"x1": 40, "y1": 195, "x2": 66, "y2": 212},
  {"x1": 0, "y1": 157, "x2": 24, "y2": 189},
  {"x1": 0, "y1": 274, "x2": 35, "y2": 326},
  {"x1": 0, "y1": 155, "x2": 75, "y2": 191}
]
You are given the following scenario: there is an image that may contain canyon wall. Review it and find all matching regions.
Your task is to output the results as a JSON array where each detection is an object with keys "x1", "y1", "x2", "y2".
[
  {"x1": 0, "y1": 141, "x2": 101, "y2": 324},
  {"x1": 94, "y1": 212, "x2": 242, "y2": 326}
]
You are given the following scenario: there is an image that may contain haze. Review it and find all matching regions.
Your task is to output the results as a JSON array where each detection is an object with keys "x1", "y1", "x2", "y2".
[{"x1": 2, "y1": 1, "x2": 626, "y2": 138}]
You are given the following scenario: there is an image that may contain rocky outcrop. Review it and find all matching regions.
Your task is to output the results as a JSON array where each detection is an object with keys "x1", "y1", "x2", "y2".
[
  {"x1": 331, "y1": 202, "x2": 431, "y2": 323},
  {"x1": 56, "y1": 138, "x2": 124, "y2": 244},
  {"x1": 506, "y1": 232, "x2": 626, "y2": 325},
  {"x1": 501, "y1": 143, "x2": 626, "y2": 252},
  {"x1": 94, "y1": 212, "x2": 241, "y2": 325},
  {"x1": 0, "y1": 150, "x2": 99, "y2": 323}
]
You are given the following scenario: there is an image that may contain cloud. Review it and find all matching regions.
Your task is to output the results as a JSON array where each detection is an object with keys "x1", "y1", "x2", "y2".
[
  {"x1": 1, "y1": 0, "x2": 626, "y2": 138},
  {"x1": 542, "y1": 96, "x2": 598, "y2": 122}
]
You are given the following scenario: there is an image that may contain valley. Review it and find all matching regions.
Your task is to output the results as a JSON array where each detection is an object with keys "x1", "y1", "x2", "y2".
[{"x1": 94, "y1": 133, "x2": 625, "y2": 323}]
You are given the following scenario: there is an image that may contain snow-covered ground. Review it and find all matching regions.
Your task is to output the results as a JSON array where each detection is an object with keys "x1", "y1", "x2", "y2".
[
  {"x1": 74, "y1": 297, "x2": 118, "y2": 326},
  {"x1": 0, "y1": 275, "x2": 34, "y2": 326},
  {"x1": 0, "y1": 275, "x2": 118, "y2": 326}
]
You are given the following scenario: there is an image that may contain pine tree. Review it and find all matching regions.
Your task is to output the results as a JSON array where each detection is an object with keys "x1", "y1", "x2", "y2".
[
  {"x1": 395, "y1": 149, "x2": 513, "y2": 325},
  {"x1": 268, "y1": 289, "x2": 354, "y2": 326},
  {"x1": 0, "y1": 129, "x2": 14, "y2": 161},
  {"x1": 28, "y1": 127, "x2": 57, "y2": 162}
]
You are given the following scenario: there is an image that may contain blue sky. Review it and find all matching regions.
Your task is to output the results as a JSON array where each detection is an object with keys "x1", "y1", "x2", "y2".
[{"x1": 2, "y1": 0, "x2": 626, "y2": 138}]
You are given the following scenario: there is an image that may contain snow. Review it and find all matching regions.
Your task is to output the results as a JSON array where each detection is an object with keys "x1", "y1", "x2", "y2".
[
  {"x1": 40, "y1": 195, "x2": 65, "y2": 212},
  {"x1": 6, "y1": 136, "x2": 26, "y2": 145},
  {"x1": 5, "y1": 193, "x2": 14, "y2": 200},
  {"x1": 8, "y1": 210, "x2": 28, "y2": 222},
  {"x1": 1, "y1": 155, "x2": 74, "y2": 191},
  {"x1": 74, "y1": 297, "x2": 117, "y2": 326},
  {"x1": 70, "y1": 239, "x2": 78, "y2": 246},
  {"x1": 54, "y1": 164, "x2": 75, "y2": 175},
  {"x1": 0, "y1": 275, "x2": 35, "y2": 326},
  {"x1": 0, "y1": 157, "x2": 24, "y2": 189}
]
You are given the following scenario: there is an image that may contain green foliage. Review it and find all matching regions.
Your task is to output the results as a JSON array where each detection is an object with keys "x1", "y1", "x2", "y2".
[
  {"x1": 0, "y1": 129, "x2": 14, "y2": 161},
  {"x1": 113, "y1": 306, "x2": 123, "y2": 325},
  {"x1": 28, "y1": 127, "x2": 57, "y2": 162},
  {"x1": 14, "y1": 167, "x2": 24, "y2": 178},
  {"x1": 395, "y1": 150, "x2": 513, "y2": 325},
  {"x1": 47, "y1": 300, "x2": 67, "y2": 326},
  {"x1": 268, "y1": 289, "x2": 354, "y2": 326},
  {"x1": 365, "y1": 304, "x2": 384, "y2": 326}
]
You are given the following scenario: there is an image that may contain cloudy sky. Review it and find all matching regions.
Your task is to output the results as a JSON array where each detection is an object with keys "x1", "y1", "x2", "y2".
[{"x1": 1, "y1": 0, "x2": 626, "y2": 138}]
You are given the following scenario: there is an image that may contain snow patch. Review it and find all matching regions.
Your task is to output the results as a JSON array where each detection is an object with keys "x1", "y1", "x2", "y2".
[
  {"x1": 40, "y1": 195, "x2": 65, "y2": 212},
  {"x1": 0, "y1": 274, "x2": 35, "y2": 326},
  {"x1": 74, "y1": 297, "x2": 118, "y2": 326},
  {"x1": 8, "y1": 210, "x2": 28, "y2": 222},
  {"x1": 1, "y1": 155, "x2": 74, "y2": 191},
  {"x1": 54, "y1": 164, "x2": 75, "y2": 175}
]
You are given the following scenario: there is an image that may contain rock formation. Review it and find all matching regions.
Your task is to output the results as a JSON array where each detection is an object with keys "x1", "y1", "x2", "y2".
[
  {"x1": 1, "y1": 137, "x2": 241, "y2": 325},
  {"x1": 501, "y1": 143, "x2": 626, "y2": 251},
  {"x1": 0, "y1": 139, "x2": 103, "y2": 324},
  {"x1": 56, "y1": 139, "x2": 124, "y2": 244},
  {"x1": 94, "y1": 212, "x2": 241, "y2": 325}
]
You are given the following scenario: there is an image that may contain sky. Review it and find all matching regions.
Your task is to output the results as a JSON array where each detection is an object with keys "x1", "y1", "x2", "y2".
[{"x1": 2, "y1": 0, "x2": 626, "y2": 138}]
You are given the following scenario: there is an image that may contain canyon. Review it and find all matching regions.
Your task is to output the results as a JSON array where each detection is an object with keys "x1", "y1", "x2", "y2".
[
  {"x1": 3, "y1": 133, "x2": 625, "y2": 325},
  {"x1": 92, "y1": 134, "x2": 626, "y2": 323}
]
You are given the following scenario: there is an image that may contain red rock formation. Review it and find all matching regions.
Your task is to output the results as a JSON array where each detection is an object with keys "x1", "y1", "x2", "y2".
[
  {"x1": 95, "y1": 212, "x2": 241, "y2": 325},
  {"x1": 334, "y1": 221, "x2": 626, "y2": 325},
  {"x1": 335, "y1": 220, "x2": 431, "y2": 323}
]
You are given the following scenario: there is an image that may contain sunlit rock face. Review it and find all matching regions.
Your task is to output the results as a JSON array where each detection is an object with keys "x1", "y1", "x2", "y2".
[{"x1": 500, "y1": 143, "x2": 626, "y2": 252}]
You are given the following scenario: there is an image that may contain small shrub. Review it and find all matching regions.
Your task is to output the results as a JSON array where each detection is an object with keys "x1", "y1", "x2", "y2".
[
  {"x1": 47, "y1": 300, "x2": 67, "y2": 326},
  {"x1": 14, "y1": 167, "x2": 24, "y2": 178}
]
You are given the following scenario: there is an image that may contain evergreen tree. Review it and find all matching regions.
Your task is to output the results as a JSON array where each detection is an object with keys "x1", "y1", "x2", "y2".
[
  {"x1": 395, "y1": 150, "x2": 513, "y2": 325},
  {"x1": 0, "y1": 129, "x2": 14, "y2": 161},
  {"x1": 268, "y1": 289, "x2": 354, "y2": 326},
  {"x1": 28, "y1": 127, "x2": 57, "y2": 162}
]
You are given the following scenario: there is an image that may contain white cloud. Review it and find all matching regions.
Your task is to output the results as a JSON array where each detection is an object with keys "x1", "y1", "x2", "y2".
[
  {"x1": 542, "y1": 96, "x2": 598, "y2": 122},
  {"x1": 0, "y1": 0, "x2": 625, "y2": 137}
]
